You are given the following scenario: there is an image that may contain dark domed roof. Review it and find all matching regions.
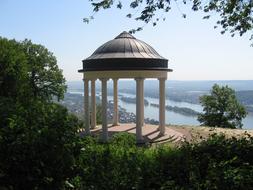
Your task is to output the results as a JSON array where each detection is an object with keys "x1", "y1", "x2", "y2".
[{"x1": 79, "y1": 31, "x2": 171, "y2": 72}]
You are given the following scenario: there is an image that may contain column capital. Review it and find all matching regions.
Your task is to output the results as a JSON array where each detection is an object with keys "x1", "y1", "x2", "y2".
[
  {"x1": 135, "y1": 77, "x2": 145, "y2": 81},
  {"x1": 83, "y1": 78, "x2": 90, "y2": 82},
  {"x1": 112, "y1": 78, "x2": 119, "y2": 82},
  {"x1": 158, "y1": 78, "x2": 166, "y2": 81},
  {"x1": 99, "y1": 78, "x2": 109, "y2": 82}
]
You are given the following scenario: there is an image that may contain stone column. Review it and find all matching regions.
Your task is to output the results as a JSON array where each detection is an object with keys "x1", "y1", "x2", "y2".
[
  {"x1": 84, "y1": 78, "x2": 90, "y2": 134},
  {"x1": 159, "y1": 78, "x2": 166, "y2": 135},
  {"x1": 135, "y1": 78, "x2": 144, "y2": 143},
  {"x1": 101, "y1": 78, "x2": 108, "y2": 142},
  {"x1": 91, "y1": 79, "x2": 96, "y2": 129},
  {"x1": 113, "y1": 78, "x2": 119, "y2": 126}
]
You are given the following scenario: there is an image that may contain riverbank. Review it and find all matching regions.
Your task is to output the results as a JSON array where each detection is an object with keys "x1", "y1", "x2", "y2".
[
  {"x1": 63, "y1": 92, "x2": 253, "y2": 129},
  {"x1": 150, "y1": 103, "x2": 200, "y2": 116},
  {"x1": 60, "y1": 93, "x2": 159, "y2": 125}
]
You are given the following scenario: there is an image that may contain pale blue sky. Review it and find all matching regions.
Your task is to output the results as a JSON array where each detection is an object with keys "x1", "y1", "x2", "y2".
[{"x1": 1, "y1": 0, "x2": 252, "y2": 81}]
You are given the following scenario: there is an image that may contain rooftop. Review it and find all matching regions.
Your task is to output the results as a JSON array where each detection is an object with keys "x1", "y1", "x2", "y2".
[{"x1": 79, "y1": 31, "x2": 172, "y2": 72}]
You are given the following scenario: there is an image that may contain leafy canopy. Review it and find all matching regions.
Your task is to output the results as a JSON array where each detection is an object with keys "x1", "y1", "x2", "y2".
[
  {"x1": 0, "y1": 37, "x2": 66, "y2": 102},
  {"x1": 0, "y1": 101, "x2": 83, "y2": 189},
  {"x1": 0, "y1": 37, "x2": 81, "y2": 189},
  {"x1": 85, "y1": 0, "x2": 253, "y2": 43},
  {"x1": 198, "y1": 84, "x2": 247, "y2": 128}
]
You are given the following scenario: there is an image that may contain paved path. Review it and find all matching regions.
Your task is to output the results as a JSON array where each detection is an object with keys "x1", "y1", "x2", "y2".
[{"x1": 90, "y1": 123, "x2": 186, "y2": 144}]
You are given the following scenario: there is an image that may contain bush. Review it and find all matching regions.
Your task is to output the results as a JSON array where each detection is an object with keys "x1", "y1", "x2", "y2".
[
  {"x1": 186, "y1": 134, "x2": 253, "y2": 189},
  {"x1": 0, "y1": 101, "x2": 83, "y2": 189},
  {"x1": 72, "y1": 133, "x2": 253, "y2": 190},
  {"x1": 1, "y1": 120, "x2": 253, "y2": 190}
]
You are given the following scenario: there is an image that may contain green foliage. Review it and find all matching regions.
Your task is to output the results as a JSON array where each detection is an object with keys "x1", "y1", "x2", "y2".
[
  {"x1": 198, "y1": 84, "x2": 247, "y2": 128},
  {"x1": 0, "y1": 37, "x2": 78, "y2": 189},
  {"x1": 0, "y1": 101, "x2": 83, "y2": 189},
  {"x1": 109, "y1": 132, "x2": 136, "y2": 146},
  {"x1": 71, "y1": 133, "x2": 253, "y2": 190},
  {"x1": 21, "y1": 40, "x2": 66, "y2": 101},
  {"x1": 1, "y1": 122, "x2": 253, "y2": 190},
  {"x1": 0, "y1": 38, "x2": 29, "y2": 101},
  {"x1": 86, "y1": 0, "x2": 253, "y2": 44},
  {"x1": 202, "y1": 0, "x2": 253, "y2": 38},
  {"x1": 184, "y1": 134, "x2": 253, "y2": 189},
  {"x1": 0, "y1": 37, "x2": 66, "y2": 102}
]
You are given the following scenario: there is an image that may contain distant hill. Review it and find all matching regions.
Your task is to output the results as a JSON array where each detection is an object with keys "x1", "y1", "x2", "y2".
[
  {"x1": 236, "y1": 91, "x2": 253, "y2": 105},
  {"x1": 68, "y1": 80, "x2": 253, "y2": 92}
]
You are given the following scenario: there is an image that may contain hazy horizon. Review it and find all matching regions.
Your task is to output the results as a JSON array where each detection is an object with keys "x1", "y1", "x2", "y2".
[
  {"x1": 68, "y1": 79, "x2": 253, "y2": 82},
  {"x1": 67, "y1": 80, "x2": 253, "y2": 92}
]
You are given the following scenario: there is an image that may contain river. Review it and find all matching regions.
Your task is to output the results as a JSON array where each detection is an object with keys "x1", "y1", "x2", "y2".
[{"x1": 69, "y1": 91, "x2": 253, "y2": 129}]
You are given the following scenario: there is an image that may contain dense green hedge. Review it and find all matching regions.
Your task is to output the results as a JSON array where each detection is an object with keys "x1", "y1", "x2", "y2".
[
  {"x1": 0, "y1": 100, "x2": 83, "y2": 190},
  {"x1": 69, "y1": 133, "x2": 253, "y2": 190},
  {"x1": 1, "y1": 125, "x2": 253, "y2": 189}
]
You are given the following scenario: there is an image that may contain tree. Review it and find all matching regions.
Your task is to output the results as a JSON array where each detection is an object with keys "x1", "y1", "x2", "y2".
[
  {"x1": 0, "y1": 37, "x2": 66, "y2": 103},
  {"x1": 85, "y1": 0, "x2": 253, "y2": 43},
  {"x1": 198, "y1": 84, "x2": 247, "y2": 128},
  {"x1": 0, "y1": 38, "x2": 28, "y2": 101},
  {"x1": 21, "y1": 40, "x2": 66, "y2": 101},
  {"x1": 0, "y1": 37, "x2": 80, "y2": 189},
  {"x1": 0, "y1": 102, "x2": 83, "y2": 189}
]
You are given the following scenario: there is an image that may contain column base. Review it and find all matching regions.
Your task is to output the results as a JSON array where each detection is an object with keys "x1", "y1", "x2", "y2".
[
  {"x1": 100, "y1": 135, "x2": 108, "y2": 143},
  {"x1": 158, "y1": 131, "x2": 165, "y2": 137},
  {"x1": 85, "y1": 130, "x2": 91, "y2": 135},
  {"x1": 136, "y1": 137, "x2": 145, "y2": 144},
  {"x1": 90, "y1": 126, "x2": 97, "y2": 130}
]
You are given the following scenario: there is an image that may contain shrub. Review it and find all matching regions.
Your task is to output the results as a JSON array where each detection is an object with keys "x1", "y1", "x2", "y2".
[
  {"x1": 0, "y1": 101, "x2": 83, "y2": 189},
  {"x1": 73, "y1": 133, "x2": 253, "y2": 190}
]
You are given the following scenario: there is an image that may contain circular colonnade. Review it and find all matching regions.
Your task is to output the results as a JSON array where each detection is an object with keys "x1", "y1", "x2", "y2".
[{"x1": 78, "y1": 31, "x2": 172, "y2": 143}]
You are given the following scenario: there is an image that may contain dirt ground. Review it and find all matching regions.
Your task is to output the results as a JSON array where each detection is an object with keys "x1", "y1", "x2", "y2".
[{"x1": 169, "y1": 125, "x2": 253, "y2": 143}]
